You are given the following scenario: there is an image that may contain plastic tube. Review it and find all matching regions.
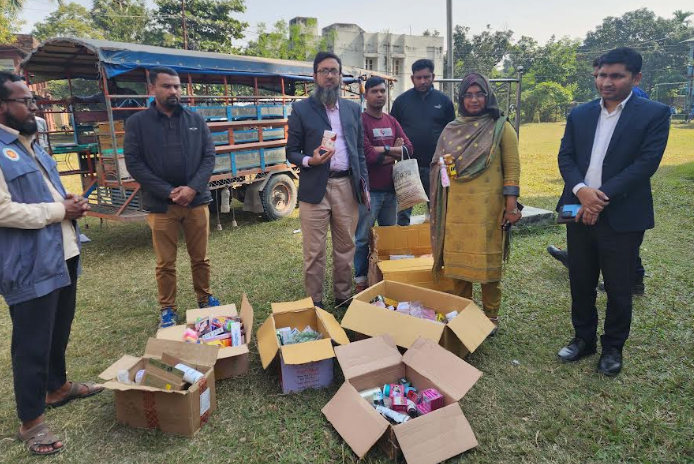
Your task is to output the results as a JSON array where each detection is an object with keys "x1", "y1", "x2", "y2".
[{"x1": 375, "y1": 405, "x2": 410, "y2": 424}]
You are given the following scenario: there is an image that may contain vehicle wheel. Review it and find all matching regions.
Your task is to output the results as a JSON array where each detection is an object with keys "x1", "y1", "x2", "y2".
[{"x1": 261, "y1": 174, "x2": 297, "y2": 221}]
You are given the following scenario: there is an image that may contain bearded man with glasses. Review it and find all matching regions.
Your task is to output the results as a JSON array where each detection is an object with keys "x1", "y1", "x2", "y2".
[
  {"x1": 0, "y1": 71, "x2": 103, "y2": 456},
  {"x1": 286, "y1": 52, "x2": 369, "y2": 309}
]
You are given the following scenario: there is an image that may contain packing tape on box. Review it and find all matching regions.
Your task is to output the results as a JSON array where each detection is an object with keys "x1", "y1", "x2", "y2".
[
  {"x1": 199, "y1": 377, "x2": 210, "y2": 426},
  {"x1": 143, "y1": 392, "x2": 159, "y2": 429}
]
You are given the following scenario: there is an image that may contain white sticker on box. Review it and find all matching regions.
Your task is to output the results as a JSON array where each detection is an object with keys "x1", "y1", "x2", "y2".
[{"x1": 200, "y1": 388, "x2": 211, "y2": 416}]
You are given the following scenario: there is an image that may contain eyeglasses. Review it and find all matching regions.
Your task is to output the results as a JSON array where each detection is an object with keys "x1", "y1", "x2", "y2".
[
  {"x1": 316, "y1": 68, "x2": 340, "y2": 77},
  {"x1": 462, "y1": 92, "x2": 487, "y2": 100},
  {"x1": 2, "y1": 97, "x2": 37, "y2": 107}
]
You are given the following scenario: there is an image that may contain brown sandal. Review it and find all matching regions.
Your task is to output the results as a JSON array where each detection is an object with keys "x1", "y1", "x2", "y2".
[
  {"x1": 17, "y1": 422, "x2": 63, "y2": 456},
  {"x1": 46, "y1": 381, "x2": 104, "y2": 409}
]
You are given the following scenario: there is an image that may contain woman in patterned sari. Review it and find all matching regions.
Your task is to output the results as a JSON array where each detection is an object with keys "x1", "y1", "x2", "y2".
[{"x1": 430, "y1": 72, "x2": 521, "y2": 331}]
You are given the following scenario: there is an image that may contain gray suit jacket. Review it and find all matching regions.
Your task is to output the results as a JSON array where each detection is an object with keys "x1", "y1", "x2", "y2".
[{"x1": 286, "y1": 96, "x2": 368, "y2": 204}]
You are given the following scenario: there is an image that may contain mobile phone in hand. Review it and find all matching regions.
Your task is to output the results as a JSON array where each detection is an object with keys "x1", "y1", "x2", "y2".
[{"x1": 557, "y1": 204, "x2": 581, "y2": 224}]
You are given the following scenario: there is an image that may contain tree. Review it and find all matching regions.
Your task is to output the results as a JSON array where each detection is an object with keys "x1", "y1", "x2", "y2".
[
  {"x1": 33, "y1": 2, "x2": 104, "y2": 41},
  {"x1": 447, "y1": 25, "x2": 513, "y2": 78},
  {"x1": 0, "y1": 1, "x2": 20, "y2": 43},
  {"x1": 522, "y1": 81, "x2": 574, "y2": 123},
  {"x1": 581, "y1": 8, "x2": 694, "y2": 94},
  {"x1": 244, "y1": 19, "x2": 333, "y2": 61},
  {"x1": 423, "y1": 29, "x2": 440, "y2": 37},
  {"x1": 152, "y1": 0, "x2": 247, "y2": 53},
  {"x1": 91, "y1": 0, "x2": 149, "y2": 44}
]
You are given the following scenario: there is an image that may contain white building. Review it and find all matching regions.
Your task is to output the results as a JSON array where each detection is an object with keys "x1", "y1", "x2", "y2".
[{"x1": 292, "y1": 18, "x2": 445, "y2": 99}]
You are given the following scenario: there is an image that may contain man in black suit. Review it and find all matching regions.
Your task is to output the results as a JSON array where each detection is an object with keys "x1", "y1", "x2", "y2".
[
  {"x1": 556, "y1": 48, "x2": 670, "y2": 376},
  {"x1": 286, "y1": 52, "x2": 368, "y2": 308}
]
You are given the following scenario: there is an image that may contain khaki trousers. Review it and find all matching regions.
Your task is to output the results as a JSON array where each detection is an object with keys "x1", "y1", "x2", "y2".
[
  {"x1": 146, "y1": 204, "x2": 211, "y2": 310},
  {"x1": 300, "y1": 177, "x2": 359, "y2": 303},
  {"x1": 453, "y1": 279, "x2": 502, "y2": 319}
]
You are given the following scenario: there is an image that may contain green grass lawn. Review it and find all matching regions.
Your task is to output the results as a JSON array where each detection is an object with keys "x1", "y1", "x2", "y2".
[{"x1": 1, "y1": 122, "x2": 693, "y2": 463}]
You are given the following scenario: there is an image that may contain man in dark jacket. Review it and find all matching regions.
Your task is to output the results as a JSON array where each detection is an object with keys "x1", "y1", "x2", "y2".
[
  {"x1": 555, "y1": 48, "x2": 670, "y2": 376},
  {"x1": 390, "y1": 59, "x2": 455, "y2": 225},
  {"x1": 286, "y1": 52, "x2": 368, "y2": 308},
  {"x1": 124, "y1": 67, "x2": 220, "y2": 328}
]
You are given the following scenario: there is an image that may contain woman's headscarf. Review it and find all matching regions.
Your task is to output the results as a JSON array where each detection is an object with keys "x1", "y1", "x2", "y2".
[{"x1": 429, "y1": 72, "x2": 508, "y2": 281}]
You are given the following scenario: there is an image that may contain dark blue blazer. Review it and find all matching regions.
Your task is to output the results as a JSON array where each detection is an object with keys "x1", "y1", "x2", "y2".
[
  {"x1": 557, "y1": 95, "x2": 670, "y2": 232},
  {"x1": 286, "y1": 97, "x2": 368, "y2": 205}
]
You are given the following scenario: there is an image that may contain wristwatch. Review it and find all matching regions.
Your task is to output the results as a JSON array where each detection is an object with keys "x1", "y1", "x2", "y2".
[
  {"x1": 383, "y1": 145, "x2": 391, "y2": 155},
  {"x1": 507, "y1": 207, "x2": 520, "y2": 215}
]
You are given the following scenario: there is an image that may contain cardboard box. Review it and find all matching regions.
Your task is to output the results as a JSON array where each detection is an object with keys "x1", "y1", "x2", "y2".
[
  {"x1": 322, "y1": 335, "x2": 481, "y2": 464},
  {"x1": 368, "y1": 224, "x2": 454, "y2": 291},
  {"x1": 98, "y1": 338, "x2": 219, "y2": 437},
  {"x1": 257, "y1": 297, "x2": 350, "y2": 393},
  {"x1": 341, "y1": 281, "x2": 495, "y2": 358},
  {"x1": 156, "y1": 295, "x2": 254, "y2": 380}
]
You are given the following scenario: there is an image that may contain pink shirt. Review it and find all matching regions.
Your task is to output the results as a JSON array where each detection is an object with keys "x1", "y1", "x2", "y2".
[
  {"x1": 326, "y1": 101, "x2": 349, "y2": 171},
  {"x1": 302, "y1": 101, "x2": 350, "y2": 171}
]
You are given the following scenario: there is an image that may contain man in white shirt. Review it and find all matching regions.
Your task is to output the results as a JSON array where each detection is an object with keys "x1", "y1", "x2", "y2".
[{"x1": 555, "y1": 48, "x2": 670, "y2": 376}]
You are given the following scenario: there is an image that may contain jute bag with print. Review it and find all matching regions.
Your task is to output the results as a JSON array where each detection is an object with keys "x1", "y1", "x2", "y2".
[{"x1": 392, "y1": 146, "x2": 427, "y2": 211}]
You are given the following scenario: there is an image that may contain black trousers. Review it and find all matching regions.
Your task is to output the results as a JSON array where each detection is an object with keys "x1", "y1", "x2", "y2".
[
  {"x1": 9, "y1": 256, "x2": 79, "y2": 422},
  {"x1": 566, "y1": 220, "x2": 644, "y2": 350}
]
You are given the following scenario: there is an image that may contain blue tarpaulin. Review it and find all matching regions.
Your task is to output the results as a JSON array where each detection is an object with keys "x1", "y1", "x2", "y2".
[{"x1": 22, "y1": 37, "x2": 366, "y2": 84}]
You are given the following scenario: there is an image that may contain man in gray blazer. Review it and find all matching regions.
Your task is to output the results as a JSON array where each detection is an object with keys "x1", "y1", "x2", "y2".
[{"x1": 286, "y1": 51, "x2": 368, "y2": 308}]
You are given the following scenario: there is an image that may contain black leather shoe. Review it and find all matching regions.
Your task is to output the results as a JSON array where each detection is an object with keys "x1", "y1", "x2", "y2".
[
  {"x1": 547, "y1": 245, "x2": 569, "y2": 268},
  {"x1": 557, "y1": 337, "x2": 597, "y2": 362},
  {"x1": 313, "y1": 301, "x2": 324, "y2": 309},
  {"x1": 334, "y1": 297, "x2": 351, "y2": 308},
  {"x1": 597, "y1": 348, "x2": 623, "y2": 376}
]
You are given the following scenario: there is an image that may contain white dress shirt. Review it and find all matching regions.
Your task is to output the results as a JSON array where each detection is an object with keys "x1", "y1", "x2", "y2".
[{"x1": 573, "y1": 92, "x2": 633, "y2": 195}]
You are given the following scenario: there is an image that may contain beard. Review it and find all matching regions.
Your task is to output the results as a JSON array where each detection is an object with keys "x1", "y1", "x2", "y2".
[
  {"x1": 6, "y1": 112, "x2": 37, "y2": 136},
  {"x1": 313, "y1": 80, "x2": 341, "y2": 107},
  {"x1": 158, "y1": 95, "x2": 180, "y2": 110}
]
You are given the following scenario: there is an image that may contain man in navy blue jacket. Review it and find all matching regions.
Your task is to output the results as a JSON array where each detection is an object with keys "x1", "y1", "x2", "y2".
[{"x1": 555, "y1": 48, "x2": 670, "y2": 376}]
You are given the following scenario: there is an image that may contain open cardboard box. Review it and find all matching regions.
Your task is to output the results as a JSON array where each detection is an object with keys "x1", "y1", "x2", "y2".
[
  {"x1": 156, "y1": 295, "x2": 254, "y2": 380},
  {"x1": 368, "y1": 224, "x2": 454, "y2": 291},
  {"x1": 257, "y1": 297, "x2": 350, "y2": 393},
  {"x1": 322, "y1": 335, "x2": 481, "y2": 464},
  {"x1": 341, "y1": 280, "x2": 495, "y2": 358},
  {"x1": 99, "y1": 338, "x2": 219, "y2": 437}
]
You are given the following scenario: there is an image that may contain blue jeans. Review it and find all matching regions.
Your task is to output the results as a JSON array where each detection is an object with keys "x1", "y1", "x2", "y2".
[{"x1": 354, "y1": 191, "x2": 398, "y2": 282}]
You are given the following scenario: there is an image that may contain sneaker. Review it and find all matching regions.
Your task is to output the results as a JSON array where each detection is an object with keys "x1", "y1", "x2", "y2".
[
  {"x1": 354, "y1": 282, "x2": 368, "y2": 294},
  {"x1": 199, "y1": 295, "x2": 221, "y2": 308},
  {"x1": 159, "y1": 307, "x2": 178, "y2": 329}
]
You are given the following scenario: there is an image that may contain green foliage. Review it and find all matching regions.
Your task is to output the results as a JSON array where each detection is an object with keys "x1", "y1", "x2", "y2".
[
  {"x1": 0, "y1": 1, "x2": 20, "y2": 44},
  {"x1": 91, "y1": 0, "x2": 149, "y2": 43},
  {"x1": 244, "y1": 19, "x2": 334, "y2": 61},
  {"x1": 521, "y1": 81, "x2": 574, "y2": 123},
  {"x1": 152, "y1": 0, "x2": 247, "y2": 53},
  {"x1": 33, "y1": 2, "x2": 104, "y2": 41},
  {"x1": 581, "y1": 8, "x2": 694, "y2": 95},
  {"x1": 448, "y1": 24, "x2": 514, "y2": 77}
]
